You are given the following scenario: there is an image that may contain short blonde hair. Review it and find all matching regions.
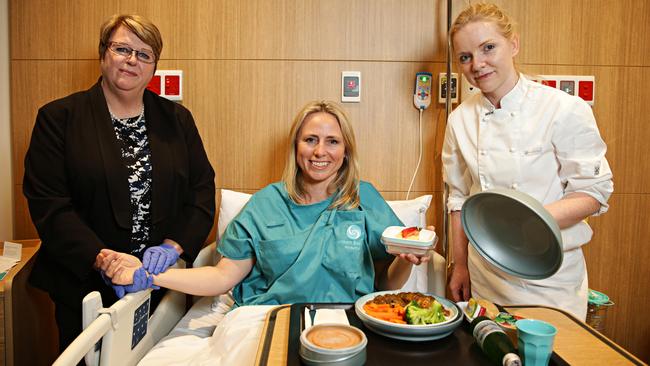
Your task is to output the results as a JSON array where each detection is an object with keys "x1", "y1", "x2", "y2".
[
  {"x1": 282, "y1": 101, "x2": 360, "y2": 209},
  {"x1": 450, "y1": 2, "x2": 517, "y2": 51},
  {"x1": 99, "y1": 14, "x2": 163, "y2": 64}
]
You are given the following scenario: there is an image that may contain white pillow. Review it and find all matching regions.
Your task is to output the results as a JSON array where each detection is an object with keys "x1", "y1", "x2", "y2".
[
  {"x1": 217, "y1": 189, "x2": 253, "y2": 239},
  {"x1": 386, "y1": 195, "x2": 432, "y2": 228}
]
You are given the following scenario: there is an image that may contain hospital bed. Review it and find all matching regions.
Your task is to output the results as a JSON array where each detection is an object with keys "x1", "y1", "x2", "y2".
[{"x1": 53, "y1": 190, "x2": 446, "y2": 366}]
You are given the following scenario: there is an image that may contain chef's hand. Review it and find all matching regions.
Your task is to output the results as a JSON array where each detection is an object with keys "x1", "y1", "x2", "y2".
[
  {"x1": 449, "y1": 263, "x2": 471, "y2": 302},
  {"x1": 142, "y1": 243, "x2": 181, "y2": 275}
]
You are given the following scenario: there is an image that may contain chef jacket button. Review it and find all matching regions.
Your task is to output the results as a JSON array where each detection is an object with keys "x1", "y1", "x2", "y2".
[
  {"x1": 480, "y1": 149, "x2": 487, "y2": 155},
  {"x1": 511, "y1": 183, "x2": 518, "y2": 189},
  {"x1": 509, "y1": 147, "x2": 516, "y2": 153},
  {"x1": 510, "y1": 112, "x2": 516, "y2": 117}
]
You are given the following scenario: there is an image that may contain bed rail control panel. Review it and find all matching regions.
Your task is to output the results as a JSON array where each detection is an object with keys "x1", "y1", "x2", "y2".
[
  {"x1": 132, "y1": 298, "x2": 151, "y2": 349},
  {"x1": 414, "y1": 72, "x2": 433, "y2": 110}
]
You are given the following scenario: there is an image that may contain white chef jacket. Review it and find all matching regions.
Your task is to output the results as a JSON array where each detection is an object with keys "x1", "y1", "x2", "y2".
[{"x1": 442, "y1": 74, "x2": 613, "y2": 320}]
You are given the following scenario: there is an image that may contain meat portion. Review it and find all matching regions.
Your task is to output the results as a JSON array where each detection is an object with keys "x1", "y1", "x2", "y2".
[{"x1": 367, "y1": 292, "x2": 435, "y2": 309}]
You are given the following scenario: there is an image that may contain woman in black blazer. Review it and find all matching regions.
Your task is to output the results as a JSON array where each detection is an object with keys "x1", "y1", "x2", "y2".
[{"x1": 23, "y1": 14, "x2": 215, "y2": 352}]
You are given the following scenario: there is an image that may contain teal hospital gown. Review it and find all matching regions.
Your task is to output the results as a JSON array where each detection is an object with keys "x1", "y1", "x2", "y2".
[{"x1": 217, "y1": 181, "x2": 403, "y2": 306}]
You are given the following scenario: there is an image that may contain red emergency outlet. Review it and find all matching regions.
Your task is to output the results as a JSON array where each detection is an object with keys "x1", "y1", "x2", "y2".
[
  {"x1": 146, "y1": 75, "x2": 161, "y2": 95},
  {"x1": 578, "y1": 80, "x2": 594, "y2": 102},
  {"x1": 541, "y1": 80, "x2": 556, "y2": 88},
  {"x1": 165, "y1": 75, "x2": 180, "y2": 96}
]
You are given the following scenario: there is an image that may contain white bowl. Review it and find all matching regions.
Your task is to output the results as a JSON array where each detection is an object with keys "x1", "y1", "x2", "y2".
[
  {"x1": 354, "y1": 290, "x2": 463, "y2": 342},
  {"x1": 381, "y1": 226, "x2": 437, "y2": 256}
]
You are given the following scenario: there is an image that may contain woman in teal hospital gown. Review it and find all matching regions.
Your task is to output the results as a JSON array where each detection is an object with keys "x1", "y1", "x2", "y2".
[{"x1": 98, "y1": 100, "x2": 427, "y2": 304}]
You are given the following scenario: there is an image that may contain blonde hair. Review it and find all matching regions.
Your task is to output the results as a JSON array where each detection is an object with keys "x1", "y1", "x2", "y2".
[
  {"x1": 282, "y1": 101, "x2": 360, "y2": 209},
  {"x1": 99, "y1": 14, "x2": 163, "y2": 65},
  {"x1": 450, "y1": 2, "x2": 518, "y2": 51}
]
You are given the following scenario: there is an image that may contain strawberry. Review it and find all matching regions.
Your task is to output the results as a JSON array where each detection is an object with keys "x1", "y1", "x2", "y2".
[{"x1": 400, "y1": 227, "x2": 420, "y2": 239}]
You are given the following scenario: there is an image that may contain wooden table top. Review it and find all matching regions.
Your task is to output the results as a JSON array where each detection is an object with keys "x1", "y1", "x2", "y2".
[
  {"x1": 506, "y1": 306, "x2": 644, "y2": 366},
  {"x1": 254, "y1": 304, "x2": 645, "y2": 366},
  {"x1": 0, "y1": 239, "x2": 41, "y2": 295}
]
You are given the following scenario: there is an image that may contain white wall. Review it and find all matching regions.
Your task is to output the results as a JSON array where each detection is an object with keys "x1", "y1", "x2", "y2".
[{"x1": 0, "y1": 0, "x2": 15, "y2": 239}]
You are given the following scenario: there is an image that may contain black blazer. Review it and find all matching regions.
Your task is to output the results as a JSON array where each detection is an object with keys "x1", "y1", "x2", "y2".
[{"x1": 23, "y1": 79, "x2": 215, "y2": 307}]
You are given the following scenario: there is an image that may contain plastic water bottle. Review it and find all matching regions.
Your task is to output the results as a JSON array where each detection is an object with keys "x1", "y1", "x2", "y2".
[{"x1": 470, "y1": 316, "x2": 522, "y2": 366}]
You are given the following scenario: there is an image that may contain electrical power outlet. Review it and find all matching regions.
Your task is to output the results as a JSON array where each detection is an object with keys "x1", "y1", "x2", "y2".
[
  {"x1": 536, "y1": 75, "x2": 595, "y2": 106},
  {"x1": 438, "y1": 73, "x2": 458, "y2": 104},
  {"x1": 147, "y1": 70, "x2": 183, "y2": 101}
]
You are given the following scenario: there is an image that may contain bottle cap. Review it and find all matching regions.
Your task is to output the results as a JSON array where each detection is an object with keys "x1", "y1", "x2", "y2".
[
  {"x1": 588, "y1": 289, "x2": 614, "y2": 306},
  {"x1": 502, "y1": 352, "x2": 522, "y2": 366}
]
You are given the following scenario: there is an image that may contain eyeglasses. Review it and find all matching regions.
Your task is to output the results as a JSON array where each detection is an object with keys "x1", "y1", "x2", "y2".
[{"x1": 107, "y1": 42, "x2": 156, "y2": 64}]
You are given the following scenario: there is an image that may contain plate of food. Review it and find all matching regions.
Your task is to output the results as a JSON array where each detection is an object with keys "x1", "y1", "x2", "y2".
[
  {"x1": 354, "y1": 291, "x2": 462, "y2": 341},
  {"x1": 380, "y1": 226, "x2": 437, "y2": 256}
]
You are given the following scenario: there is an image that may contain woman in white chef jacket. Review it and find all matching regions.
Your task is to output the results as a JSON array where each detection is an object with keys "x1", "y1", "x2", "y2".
[{"x1": 442, "y1": 3, "x2": 613, "y2": 320}]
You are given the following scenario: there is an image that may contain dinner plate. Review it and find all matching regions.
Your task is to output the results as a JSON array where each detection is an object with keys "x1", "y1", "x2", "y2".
[
  {"x1": 461, "y1": 188, "x2": 563, "y2": 280},
  {"x1": 354, "y1": 290, "x2": 463, "y2": 342}
]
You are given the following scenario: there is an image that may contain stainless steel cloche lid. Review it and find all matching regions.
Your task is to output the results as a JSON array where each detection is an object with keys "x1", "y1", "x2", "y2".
[{"x1": 460, "y1": 188, "x2": 563, "y2": 280}]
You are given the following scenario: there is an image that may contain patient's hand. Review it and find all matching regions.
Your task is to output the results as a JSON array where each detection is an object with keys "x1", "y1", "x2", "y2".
[
  {"x1": 395, "y1": 225, "x2": 436, "y2": 265},
  {"x1": 99, "y1": 249, "x2": 143, "y2": 285}
]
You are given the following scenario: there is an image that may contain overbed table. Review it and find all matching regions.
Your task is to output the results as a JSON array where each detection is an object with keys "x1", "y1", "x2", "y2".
[{"x1": 254, "y1": 303, "x2": 645, "y2": 365}]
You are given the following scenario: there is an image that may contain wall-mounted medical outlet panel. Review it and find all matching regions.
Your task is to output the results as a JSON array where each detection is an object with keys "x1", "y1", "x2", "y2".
[
  {"x1": 460, "y1": 74, "x2": 481, "y2": 102},
  {"x1": 147, "y1": 70, "x2": 183, "y2": 101},
  {"x1": 413, "y1": 72, "x2": 433, "y2": 110},
  {"x1": 341, "y1": 71, "x2": 361, "y2": 103},
  {"x1": 438, "y1": 73, "x2": 458, "y2": 104},
  {"x1": 533, "y1": 75, "x2": 595, "y2": 106}
]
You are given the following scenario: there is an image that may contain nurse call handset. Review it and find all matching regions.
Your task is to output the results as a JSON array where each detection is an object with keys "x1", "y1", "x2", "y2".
[{"x1": 413, "y1": 72, "x2": 433, "y2": 110}]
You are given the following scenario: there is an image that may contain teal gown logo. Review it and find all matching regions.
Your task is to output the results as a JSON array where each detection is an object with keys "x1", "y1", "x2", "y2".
[{"x1": 346, "y1": 224, "x2": 362, "y2": 240}]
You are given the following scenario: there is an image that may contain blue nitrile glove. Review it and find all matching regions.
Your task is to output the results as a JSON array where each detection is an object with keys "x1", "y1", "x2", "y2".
[
  {"x1": 101, "y1": 270, "x2": 127, "y2": 298},
  {"x1": 142, "y1": 243, "x2": 180, "y2": 275},
  {"x1": 101, "y1": 268, "x2": 158, "y2": 299}
]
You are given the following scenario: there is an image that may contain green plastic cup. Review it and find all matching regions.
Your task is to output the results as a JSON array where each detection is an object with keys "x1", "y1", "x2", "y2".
[{"x1": 517, "y1": 319, "x2": 557, "y2": 366}]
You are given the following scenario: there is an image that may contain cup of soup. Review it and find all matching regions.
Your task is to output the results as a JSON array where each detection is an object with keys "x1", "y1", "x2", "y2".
[{"x1": 299, "y1": 324, "x2": 367, "y2": 365}]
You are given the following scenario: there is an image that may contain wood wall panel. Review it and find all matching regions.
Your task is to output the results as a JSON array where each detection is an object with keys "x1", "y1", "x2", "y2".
[
  {"x1": 12, "y1": 0, "x2": 444, "y2": 62},
  {"x1": 461, "y1": 0, "x2": 650, "y2": 67},
  {"x1": 10, "y1": 0, "x2": 114, "y2": 60},
  {"x1": 584, "y1": 194, "x2": 650, "y2": 362}
]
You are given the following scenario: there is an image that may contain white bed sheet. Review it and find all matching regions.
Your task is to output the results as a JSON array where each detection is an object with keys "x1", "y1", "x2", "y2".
[
  {"x1": 162, "y1": 294, "x2": 234, "y2": 340},
  {"x1": 139, "y1": 297, "x2": 274, "y2": 366}
]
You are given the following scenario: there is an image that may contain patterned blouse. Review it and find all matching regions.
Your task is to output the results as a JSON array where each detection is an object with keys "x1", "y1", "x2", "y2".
[{"x1": 111, "y1": 110, "x2": 152, "y2": 256}]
